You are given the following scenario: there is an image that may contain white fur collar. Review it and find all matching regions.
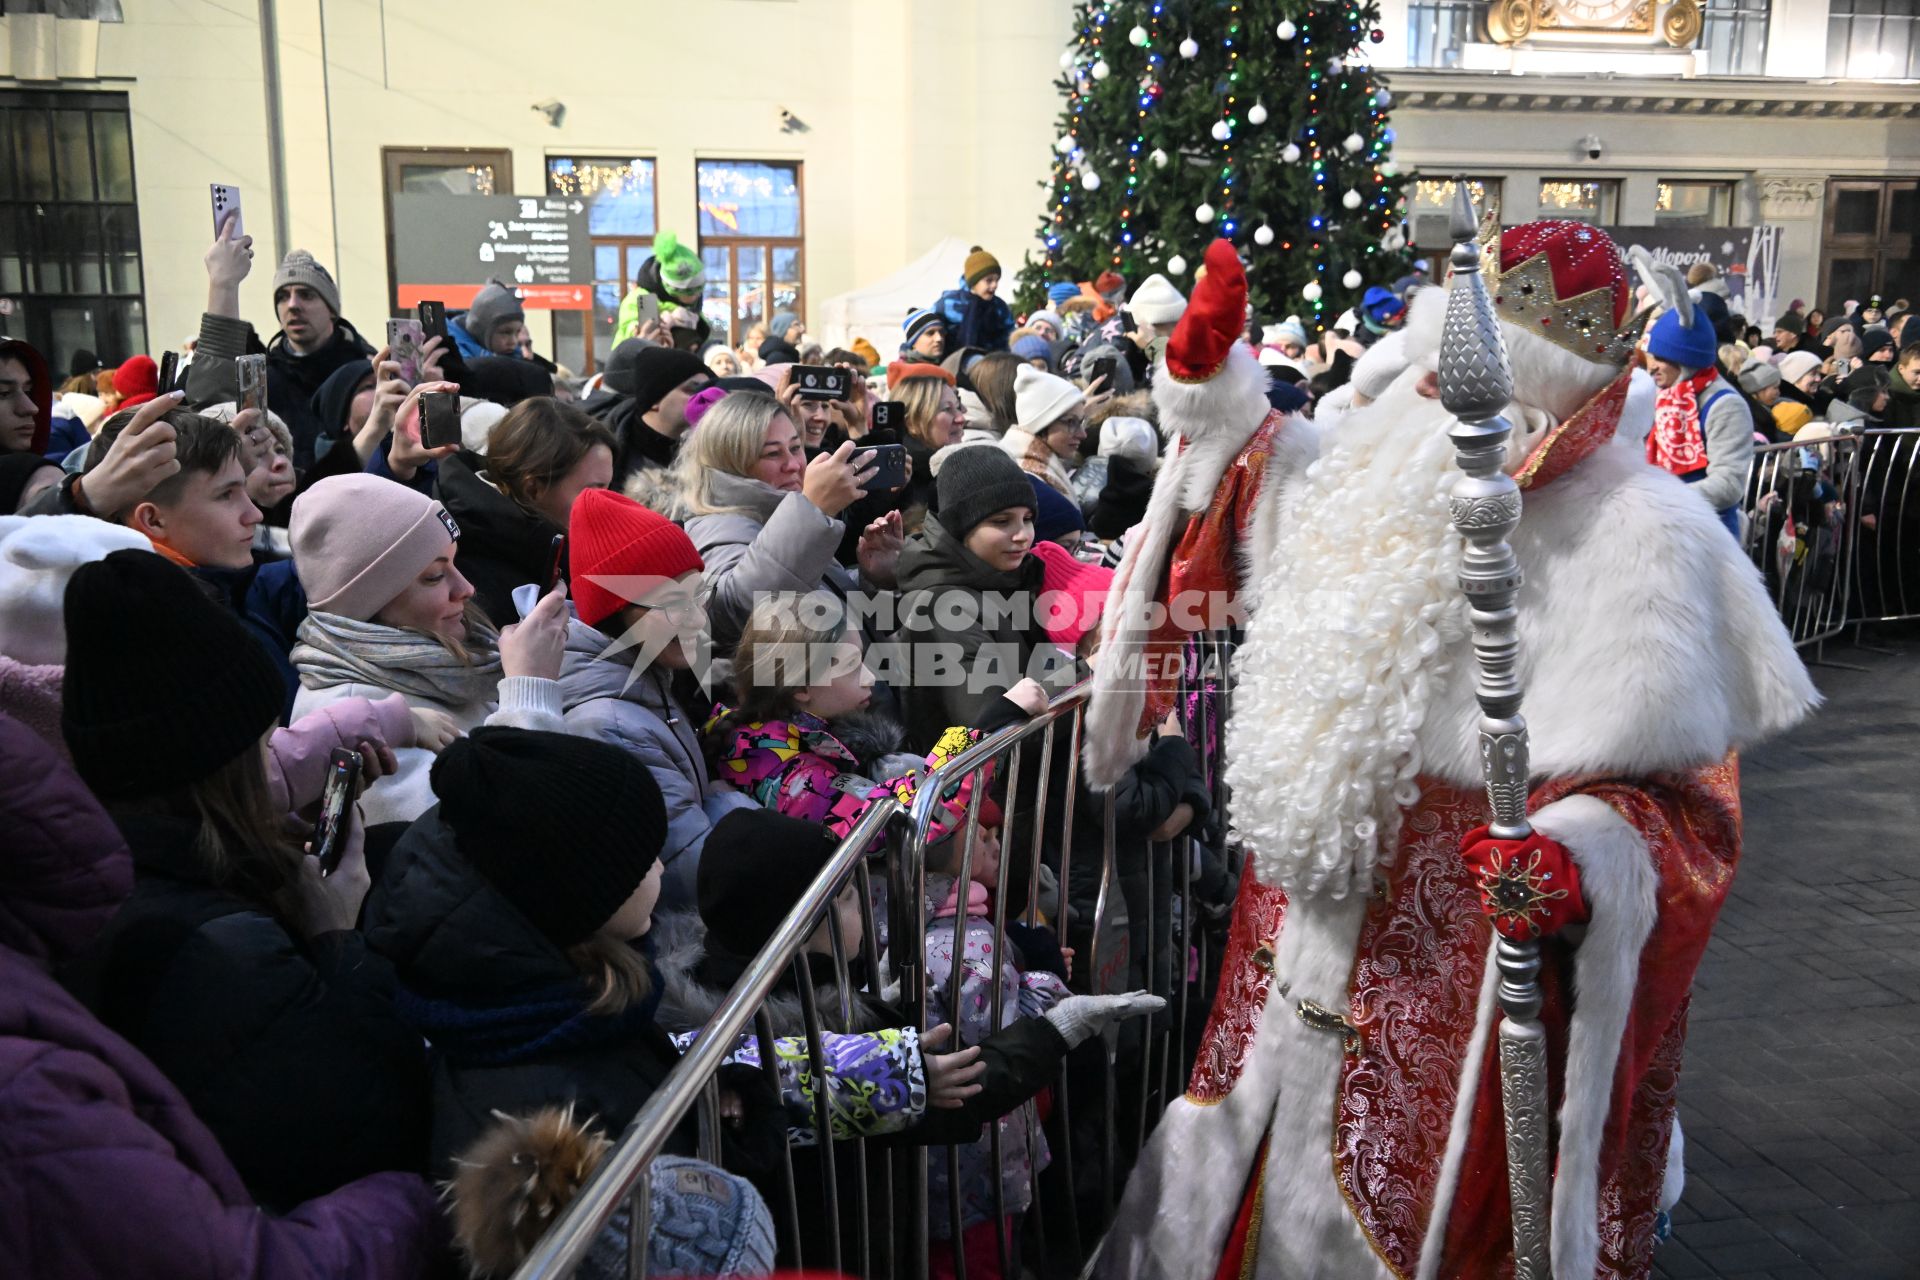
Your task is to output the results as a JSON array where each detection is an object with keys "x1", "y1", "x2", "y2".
[{"x1": 1413, "y1": 435, "x2": 1818, "y2": 787}]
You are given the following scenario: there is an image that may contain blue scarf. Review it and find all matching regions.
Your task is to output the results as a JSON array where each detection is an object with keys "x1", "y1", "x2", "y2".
[{"x1": 396, "y1": 951, "x2": 666, "y2": 1067}]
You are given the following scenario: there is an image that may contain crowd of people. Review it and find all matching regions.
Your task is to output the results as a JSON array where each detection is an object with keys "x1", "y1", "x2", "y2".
[{"x1": 0, "y1": 202, "x2": 1909, "y2": 1280}]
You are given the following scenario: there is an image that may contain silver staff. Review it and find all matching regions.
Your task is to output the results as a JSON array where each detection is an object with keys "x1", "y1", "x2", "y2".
[{"x1": 1436, "y1": 182, "x2": 1551, "y2": 1279}]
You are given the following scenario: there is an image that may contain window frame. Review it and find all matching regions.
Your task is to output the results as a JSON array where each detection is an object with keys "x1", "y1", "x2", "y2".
[
  {"x1": 1698, "y1": 0, "x2": 1772, "y2": 75},
  {"x1": 1819, "y1": 178, "x2": 1918, "y2": 308},
  {"x1": 1538, "y1": 177, "x2": 1621, "y2": 224},
  {"x1": 694, "y1": 158, "x2": 805, "y2": 347},
  {"x1": 0, "y1": 88, "x2": 146, "y2": 369},
  {"x1": 1655, "y1": 180, "x2": 1736, "y2": 228},
  {"x1": 1826, "y1": 0, "x2": 1920, "y2": 78},
  {"x1": 545, "y1": 155, "x2": 661, "y2": 375}
]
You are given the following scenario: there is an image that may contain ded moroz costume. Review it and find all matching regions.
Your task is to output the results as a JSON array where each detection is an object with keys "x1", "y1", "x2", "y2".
[{"x1": 1089, "y1": 217, "x2": 1818, "y2": 1279}]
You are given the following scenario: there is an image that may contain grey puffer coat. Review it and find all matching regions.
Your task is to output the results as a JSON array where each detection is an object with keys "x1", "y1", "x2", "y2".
[
  {"x1": 684, "y1": 490, "x2": 857, "y2": 657},
  {"x1": 556, "y1": 616, "x2": 752, "y2": 908}
]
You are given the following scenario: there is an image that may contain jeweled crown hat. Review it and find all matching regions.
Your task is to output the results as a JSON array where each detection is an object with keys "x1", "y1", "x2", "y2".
[{"x1": 1479, "y1": 215, "x2": 1645, "y2": 367}]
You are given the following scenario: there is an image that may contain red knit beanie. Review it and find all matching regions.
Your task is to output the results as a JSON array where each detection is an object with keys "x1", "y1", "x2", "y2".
[
  {"x1": 887, "y1": 359, "x2": 956, "y2": 389},
  {"x1": 113, "y1": 355, "x2": 159, "y2": 409},
  {"x1": 568, "y1": 488, "x2": 703, "y2": 627}
]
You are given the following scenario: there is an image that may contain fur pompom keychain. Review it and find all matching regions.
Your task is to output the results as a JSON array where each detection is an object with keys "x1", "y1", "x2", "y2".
[{"x1": 445, "y1": 1104, "x2": 612, "y2": 1279}]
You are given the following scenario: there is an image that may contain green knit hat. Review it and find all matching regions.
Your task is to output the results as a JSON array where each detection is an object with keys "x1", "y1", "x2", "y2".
[{"x1": 652, "y1": 231, "x2": 705, "y2": 296}]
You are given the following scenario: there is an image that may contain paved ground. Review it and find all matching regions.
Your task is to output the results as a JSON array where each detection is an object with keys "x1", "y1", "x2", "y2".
[{"x1": 1654, "y1": 630, "x2": 1920, "y2": 1280}]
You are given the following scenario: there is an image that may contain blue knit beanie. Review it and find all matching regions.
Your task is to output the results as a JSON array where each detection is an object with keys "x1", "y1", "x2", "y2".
[
  {"x1": 1012, "y1": 334, "x2": 1054, "y2": 366},
  {"x1": 903, "y1": 308, "x2": 943, "y2": 346},
  {"x1": 1047, "y1": 282, "x2": 1080, "y2": 307},
  {"x1": 1362, "y1": 286, "x2": 1404, "y2": 326},
  {"x1": 1028, "y1": 476, "x2": 1085, "y2": 544},
  {"x1": 1646, "y1": 307, "x2": 1718, "y2": 371}
]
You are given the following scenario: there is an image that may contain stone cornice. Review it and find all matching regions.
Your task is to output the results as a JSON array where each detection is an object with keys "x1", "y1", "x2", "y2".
[{"x1": 1384, "y1": 69, "x2": 1920, "y2": 117}]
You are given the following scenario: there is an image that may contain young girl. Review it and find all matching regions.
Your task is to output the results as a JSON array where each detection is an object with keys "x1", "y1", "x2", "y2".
[
  {"x1": 288, "y1": 472, "x2": 570, "y2": 824},
  {"x1": 61, "y1": 550, "x2": 431, "y2": 1211},
  {"x1": 922, "y1": 806, "x2": 1072, "y2": 1279},
  {"x1": 559, "y1": 486, "x2": 754, "y2": 908},
  {"x1": 705, "y1": 591, "x2": 1051, "y2": 849}
]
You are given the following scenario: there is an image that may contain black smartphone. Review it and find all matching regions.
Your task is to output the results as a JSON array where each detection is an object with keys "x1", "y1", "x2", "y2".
[
  {"x1": 311, "y1": 748, "x2": 363, "y2": 877},
  {"x1": 792, "y1": 365, "x2": 851, "y2": 401},
  {"x1": 858, "y1": 443, "x2": 908, "y2": 493},
  {"x1": 417, "y1": 300, "x2": 449, "y2": 349},
  {"x1": 157, "y1": 350, "x2": 180, "y2": 395},
  {"x1": 543, "y1": 533, "x2": 567, "y2": 595},
  {"x1": 870, "y1": 400, "x2": 906, "y2": 434},
  {"x1": 1088, "y1": 356, "x2": 1117, "y2": 389},
  {"x1": 235, "y1": 353, "x2": 267, "y2": 415},
  {"x1": 420, "y1": 390, "x2": 462, "y2": 450}
]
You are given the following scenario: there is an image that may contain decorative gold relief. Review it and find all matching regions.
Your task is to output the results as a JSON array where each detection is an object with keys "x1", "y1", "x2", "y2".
[
  {"x1": 1488, "y1": 0, "x2": 1535, "y2": 45},
  {"x1": 1663, "y1": 0, "x2": 1704, "y2": 46}
]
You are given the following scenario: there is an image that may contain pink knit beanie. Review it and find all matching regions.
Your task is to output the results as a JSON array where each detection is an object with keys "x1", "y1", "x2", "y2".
[
  {"x1": 290, "y1": 474, "x2": 462, "y2": 621},
  {"x1": 1031, "y1": 540, "x2": 1113, "y2": 652}
]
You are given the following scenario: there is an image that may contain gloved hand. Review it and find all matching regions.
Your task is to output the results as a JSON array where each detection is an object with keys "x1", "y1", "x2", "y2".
[
  {"x1": 1044, "y1": 991, "x2": 1165, "y2": 1049},
  {"x1": 1461, "y1": 825, "x2": 1590, "y2": 941}
]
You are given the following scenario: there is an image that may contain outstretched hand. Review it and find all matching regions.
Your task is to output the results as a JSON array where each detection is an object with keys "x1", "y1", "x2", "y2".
[{"x1": 921, "y1": 1022, "x2": 987, "y2": 1109}]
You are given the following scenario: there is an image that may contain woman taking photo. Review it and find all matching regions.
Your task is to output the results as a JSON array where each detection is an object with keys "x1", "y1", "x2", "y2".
[
  {"x1": 288, "y1": 472, "x2": 570, "y2": 825},
  {"x1": 62, "y1": 550, "x2": 431, "y2": 1212},
  {"x1": 434, "y1": 397, "x2": 616, "y2": 627},
  {"x1": 675, "y1": 390, "x2": 901, "y2": 656},
  {"x1": 887, "y1": 366, "x2": 966, "y2": 530}
]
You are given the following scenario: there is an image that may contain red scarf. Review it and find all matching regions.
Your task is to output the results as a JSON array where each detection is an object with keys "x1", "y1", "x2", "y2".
[{"x1": 1647, "y1": 367, "x2": 1716, "y2": 477}]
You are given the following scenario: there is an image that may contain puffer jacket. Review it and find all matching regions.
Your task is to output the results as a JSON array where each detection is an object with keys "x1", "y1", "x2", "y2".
[
  {"x1": 186, "y1": 312, "x2": 376, "y2": 469},
  {"x1": 685, "y1": 491, "x2": 858, "y2": 658},
  {"x1": 62, "y1": 807, "x2": 432, "y2": 1212},
  {"x1": 433, "y1": 453, "x2": 564, "y2": 628},
  {"x1": 889, "y1": 518, "x2": 1080, "y2": 754},
  {"x1": 0, "y1": 714, "x2": 445, "y2": 1277},
  {"x1": 558, "y1": 615, "x2": 755, "y2": 908}
]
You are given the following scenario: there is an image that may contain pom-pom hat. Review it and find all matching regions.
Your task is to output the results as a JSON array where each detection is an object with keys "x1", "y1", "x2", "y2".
[{"x1": 1165, "y1": 240, "x2": 1247, "y2": 384}]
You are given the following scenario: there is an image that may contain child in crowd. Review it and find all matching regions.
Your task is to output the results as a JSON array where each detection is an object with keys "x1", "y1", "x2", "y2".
[
  {"x1": 59, "y1": 550, "x2": 431, "y2": 1211},
  {"x1": 706, "y1": 591, "x2": 1052, "y2": 848},
  {"x1": 560, "y1": 487, "x2": 755, "y2": 908},
  {"x1": 936, "y1": 248, "x2": 1017, "y2": 354},
  {"x1": 288, "y1": 473, "x2": 569, "y2": 825},
  {"x1": 922, "y1": 801, "x2": 1073, "y2": 1279}
]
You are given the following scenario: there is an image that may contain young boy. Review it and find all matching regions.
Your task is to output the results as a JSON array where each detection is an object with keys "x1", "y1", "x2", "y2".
[{"x1": 936, "y1": 248, "x2": 1016, "y2": 354}]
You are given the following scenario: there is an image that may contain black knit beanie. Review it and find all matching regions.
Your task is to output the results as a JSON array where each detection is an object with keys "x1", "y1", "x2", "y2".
[
  {"x1": 697, "y1": 808, "x2": 841, "y2": 958},
  {"x1": 935, "y1": 446, "x2": 1036, "y2": 540},
  {"x1": 62, "y1": 550, "x2": 286, "y2": 799},
  {"x1": 431, "y1": 727, "x2": 668, "y2": 947},
  {"x1": 604, "y1": 342, "x2": 709, "y2": 412}
]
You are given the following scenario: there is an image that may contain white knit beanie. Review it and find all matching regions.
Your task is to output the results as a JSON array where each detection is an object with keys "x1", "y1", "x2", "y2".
[
  {"x1": 1128, "y1": 274, "x2": 1188, "y2": 327},
  {"x1": 1013, "y1": 365, "x2": 1082, "y2": 436},
  {"x1": 0, "y1": 514, "x2": 154, "y2": 665},
  {"x1": 1097, "y1": 416, "x2": 1160, "y2": 471}
]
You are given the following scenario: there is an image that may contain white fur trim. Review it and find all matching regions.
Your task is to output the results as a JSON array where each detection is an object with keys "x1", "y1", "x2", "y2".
[
  {"x1": 1661, "y1": 1119, "x2": 1686, "y2": 1212},
  {"x1": 1416, "y1": 938, "x2": 1504, "y2": 1280},
  {"x1": 1093, "y1": 892, "x2": 1386, "y2": 1280},
  {"x1": 1532, "y1": 794, "x2": 1660, "y2": 1280},
  {"x1": 1153, "y1": 341, "x2": 1272, "y2": 456}
]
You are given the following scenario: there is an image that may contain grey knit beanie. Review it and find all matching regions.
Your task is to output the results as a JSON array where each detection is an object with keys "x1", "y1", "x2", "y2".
[
  {"x1": 936, "y1": 445, "x2": 1035, "y2": 539},
  {"x1": 465, "y1": 280, "x2": 526, "y2": 346},
  {"x1": 272, "y1": 250, "x2": 341, "y2": 317}
]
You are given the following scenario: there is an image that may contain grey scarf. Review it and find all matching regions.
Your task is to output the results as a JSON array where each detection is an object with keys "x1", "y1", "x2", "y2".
[
  {"x1": 699, "y1": 469, "x2": 790, "y2": 524},
  {"x1": 292, "y1": 610, "x2": 503, "y2": 707}
]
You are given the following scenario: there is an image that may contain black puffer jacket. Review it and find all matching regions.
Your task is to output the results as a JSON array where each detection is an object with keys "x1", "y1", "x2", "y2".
[
  {"x1": 63, "y1": 810, "x2": 430, "y2": 1210},
  {"x1": 889, "y1": 520, "x2": 1079, "y2": 754},
  {"x1": 360, "y1": 810, "x2": 696, "y2": 1174},
  {"x1": 433, "y1": 453, "x2": 562, "y2": 628}
]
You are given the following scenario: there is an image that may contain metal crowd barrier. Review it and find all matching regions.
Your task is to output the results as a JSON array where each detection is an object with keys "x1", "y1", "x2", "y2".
[
  {"x1": 1741, "y1": 432, "x2": 1861, "y2": 653},
  {"x1": 1844, "y1": 427, "x2": 1920, "y2": 628},
  {"x1": 513, "y1": 632, "x2": 1240, "y2": 1280}
]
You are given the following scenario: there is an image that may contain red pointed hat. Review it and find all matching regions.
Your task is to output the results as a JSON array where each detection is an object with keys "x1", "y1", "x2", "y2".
[{"x1": 1166, "y1": 239, "x2": 1246, "y2": 384}]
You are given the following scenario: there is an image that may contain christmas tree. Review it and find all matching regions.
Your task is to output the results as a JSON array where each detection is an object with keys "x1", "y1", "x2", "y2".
[{"x1": 1016, "y1": 0, "x2": 1411, "y2": 333}]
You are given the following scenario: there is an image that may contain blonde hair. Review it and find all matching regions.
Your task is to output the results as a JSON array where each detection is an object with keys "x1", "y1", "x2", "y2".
[
  {"x1": 676, "y1": 391, "x2": 788, "y2": 517},
  {"x1": 895, "y1": 376, "x2": 955, "y2": 449},
  {"x1": 1718, "y1": 342, "x2": 1751, "y2": 372},
  {"x1": 729, "y1": 592, "x2": 850, "y2": 721},
  {"x1": 567, "y1": 933, "x2": 655, "y2": 1016}
]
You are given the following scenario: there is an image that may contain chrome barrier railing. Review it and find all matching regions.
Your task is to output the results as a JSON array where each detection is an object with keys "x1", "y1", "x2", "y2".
[
  {"x1": 511, "y1": 799, "x2": 901, "y2": 1280},
  {"x1": 1845, "y1": 427, "x2": 1920, "y2": 628},
  {"x1": 1742, "y1": 432, "x2": 1861, "y2": 651},
  {"x1": 512, "y1": 631, "x2": 1240, "y2": 1280}
]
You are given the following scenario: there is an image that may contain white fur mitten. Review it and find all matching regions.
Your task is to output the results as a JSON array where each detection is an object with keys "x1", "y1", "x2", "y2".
[{"x1": 1044, "y1": 991, "x2": 1166, "y2": 1048}]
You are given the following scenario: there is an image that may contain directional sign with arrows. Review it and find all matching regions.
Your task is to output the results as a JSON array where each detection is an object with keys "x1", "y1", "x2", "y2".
[{"x1": 392, "y1": 193, "x2": 593, "y2": 312}]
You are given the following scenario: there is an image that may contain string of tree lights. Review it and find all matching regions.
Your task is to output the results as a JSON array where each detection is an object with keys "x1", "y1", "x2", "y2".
[{"x1": 1017, "y1": 0, "x2": 1412, "y2": 332}]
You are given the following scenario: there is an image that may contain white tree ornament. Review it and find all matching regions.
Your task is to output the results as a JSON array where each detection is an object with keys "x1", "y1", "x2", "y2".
[
  {"x1": 1254, "y1": 224, "x2": 1276, "y2": 246},
  {"x1": 1169, "y1": 254, "x2": 1189, "y2": 274}
]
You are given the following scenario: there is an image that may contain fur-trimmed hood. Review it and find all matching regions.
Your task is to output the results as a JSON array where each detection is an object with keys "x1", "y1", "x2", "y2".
[{"x1": 650, "y1": 910, "x2": 896, "y2": 1038}]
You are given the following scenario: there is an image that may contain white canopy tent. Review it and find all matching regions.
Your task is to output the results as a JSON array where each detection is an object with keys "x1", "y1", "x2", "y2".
[{"x1": 816, "y1": 237, "x2": 972, "y2": 355}]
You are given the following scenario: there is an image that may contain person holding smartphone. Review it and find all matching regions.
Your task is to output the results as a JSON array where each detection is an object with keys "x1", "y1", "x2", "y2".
[{"x1": 59, "y1": 550, "x2": 432, "y2": 1212}]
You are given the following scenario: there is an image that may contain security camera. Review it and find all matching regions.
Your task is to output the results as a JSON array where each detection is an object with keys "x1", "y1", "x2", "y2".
[
  {"x1": 778, "y1": 107, "x2": 809, "y2": 134},
  {"x1": 1580, "y1": 134, "x2": 1604, "y2": 162},
  {"x1": 532, "y1": 99, "x2": 565, "y2": 128}
]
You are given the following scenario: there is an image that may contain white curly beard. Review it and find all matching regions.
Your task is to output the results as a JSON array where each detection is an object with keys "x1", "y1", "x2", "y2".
[{"x1": 1224, "y1": 373, "x2": 1470, "y2": 899}]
